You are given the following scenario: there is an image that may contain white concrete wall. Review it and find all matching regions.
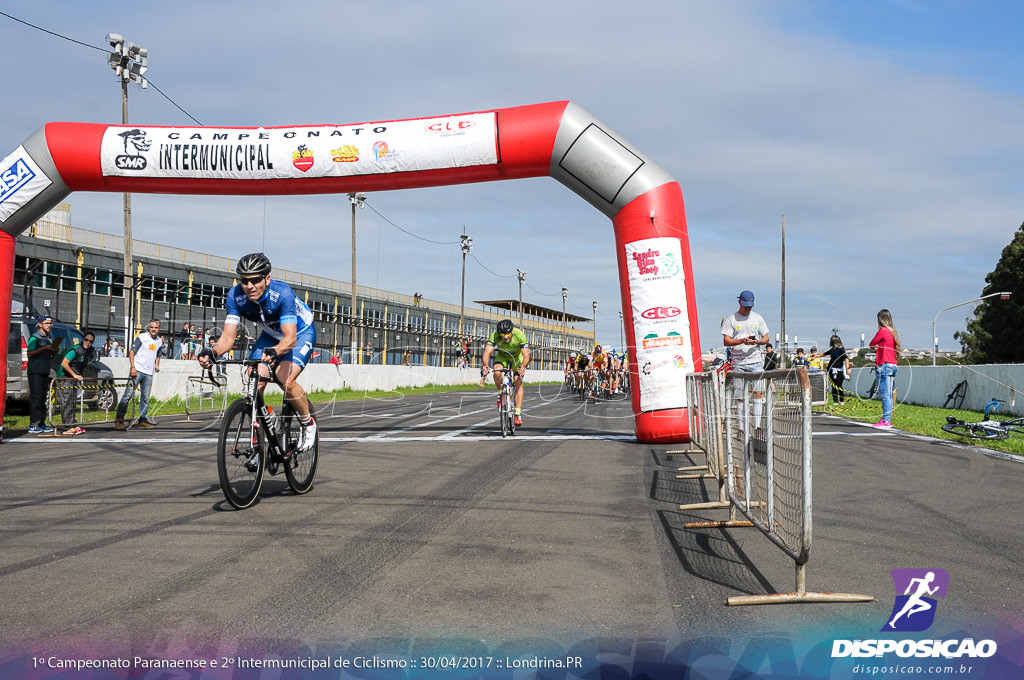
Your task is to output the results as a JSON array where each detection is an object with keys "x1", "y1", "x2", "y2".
[
  {"x1": 102, "y1": 358, "x2": 564, "y2": 401},
  {"x1": 847, "y1": 364, "x2": 1024, "y2": 416}
]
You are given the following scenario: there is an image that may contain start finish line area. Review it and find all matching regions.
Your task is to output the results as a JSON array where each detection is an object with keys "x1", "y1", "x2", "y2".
[{"x1": 1, "y1": 384, "x2": 1021, "y2": 675}]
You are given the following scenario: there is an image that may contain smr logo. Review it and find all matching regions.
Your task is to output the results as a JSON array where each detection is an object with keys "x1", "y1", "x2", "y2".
[
  {"x1": 115, "y1": 128, "x2": 152, "y2": 170},
  {"x1": 882, "y1": 568, "x2": 949, "y2": 632}
]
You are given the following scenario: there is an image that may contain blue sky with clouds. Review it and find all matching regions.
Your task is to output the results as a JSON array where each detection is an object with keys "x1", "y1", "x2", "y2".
[{"x1": 2, "y1": 1, "x2": 1022, "y2": 355}]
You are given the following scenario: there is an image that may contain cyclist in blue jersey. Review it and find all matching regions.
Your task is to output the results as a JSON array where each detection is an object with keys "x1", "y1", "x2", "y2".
[{"x1": 199, "y1": 253, "x2": 318, "y2": 451}]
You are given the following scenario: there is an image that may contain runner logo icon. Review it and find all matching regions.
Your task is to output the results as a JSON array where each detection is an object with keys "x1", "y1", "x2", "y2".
[{"x1": 881, "y1": 568, "x2": 949, "y2": 632}]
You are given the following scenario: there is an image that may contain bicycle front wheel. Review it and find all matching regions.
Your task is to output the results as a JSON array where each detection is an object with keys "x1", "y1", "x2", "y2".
[
  {"x1": 941, "y1": 422, "x2": 1008, "y2": 441},
  {"x1": 283, "y1": 398, "x2": 318, "y2": 495},
  {"x1": 1000, "y1": 418, "x2": 1024, "y2": 437},
  {"x1": 499, "y1": 391, "x2": 511, "y2": 439},
  {"x1": 218, "y1": 398, "x2": 265, "y2": 509}
]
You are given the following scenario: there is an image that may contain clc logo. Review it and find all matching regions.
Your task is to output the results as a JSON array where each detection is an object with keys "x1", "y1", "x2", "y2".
[
  {"x1": 426, "y1": 120, "x2": 474, "y2": 133},
  {"x1": 641, "y1": 306, "x2": 680, "y2": 320}
]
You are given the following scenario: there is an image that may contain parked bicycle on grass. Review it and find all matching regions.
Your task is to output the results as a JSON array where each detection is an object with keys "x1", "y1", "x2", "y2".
[{"x1": 941, "y1": 399, "x2": 1024, "y2": 441}]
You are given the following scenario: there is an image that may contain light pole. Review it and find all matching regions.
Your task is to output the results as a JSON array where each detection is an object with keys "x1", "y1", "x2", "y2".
[
  {"x1": 516, "y1": 269, "x2": 526, "y2": 326},
  {"x1": 106, "y1": 33, "x2": 147, "y2": 344},
  {"x1": 932, "y1": 292, "x2": 1011, "y2": 365},
  {"x1": 459, "y1": 233, "x2": 472, "y2": 339},
  {"x1": 619, "y1": 310, "x2": 624, "y2": 351},
  {"x1": 592, "y1": 301, "x2": 598, "y2": 346},
  {"x1": 348, "y1": 192, "x2": 366, "y2": 363},
  {"x1": 561, "y1": 287, "x2": 568, "y2": 363}
]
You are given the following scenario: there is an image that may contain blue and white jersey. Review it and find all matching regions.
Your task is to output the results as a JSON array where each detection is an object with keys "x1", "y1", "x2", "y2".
[{"x1": 225, "y1": 278, "x2": 314, "y2": 340}]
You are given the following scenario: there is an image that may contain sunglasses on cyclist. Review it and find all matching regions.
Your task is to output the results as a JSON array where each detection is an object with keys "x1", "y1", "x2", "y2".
[{"x1": 240, "y1": 275, "x2": 266, "y2": 286}]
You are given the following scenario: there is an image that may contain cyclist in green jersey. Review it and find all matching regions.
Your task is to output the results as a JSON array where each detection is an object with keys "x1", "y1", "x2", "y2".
[{"x1": 480, "y1": 319, "x2": 531, "y2": 426}]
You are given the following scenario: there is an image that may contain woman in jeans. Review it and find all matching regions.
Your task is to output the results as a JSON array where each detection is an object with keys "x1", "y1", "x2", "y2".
[{"x1": 869, "y1": 309, "x2": 901, "y2": 428}]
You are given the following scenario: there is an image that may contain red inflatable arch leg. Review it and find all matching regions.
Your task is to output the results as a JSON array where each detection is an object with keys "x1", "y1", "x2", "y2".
[{"x1": 613, "y1": 183, "x2": 699, "y2": 443}]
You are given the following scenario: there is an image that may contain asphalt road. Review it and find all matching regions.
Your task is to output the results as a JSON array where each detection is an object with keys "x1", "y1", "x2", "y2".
[{"x1": 1, "y1": 383, "x2": 1022, "y2": 674}]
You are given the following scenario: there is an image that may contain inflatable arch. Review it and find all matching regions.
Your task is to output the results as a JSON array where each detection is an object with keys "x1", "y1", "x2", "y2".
[{"x1": 0, "y1": 101, "x2": 702, "y2": 442}]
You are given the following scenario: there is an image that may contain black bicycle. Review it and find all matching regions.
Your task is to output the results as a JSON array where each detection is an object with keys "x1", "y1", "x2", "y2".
[
  {"x1": 211, "y1": 357, "x2": 319, "y2": 509},
  {"x1": 941, "y1": 399, "x2": 1024, "y2": 441},
  {"x1": 942, "y1": 380, "x2": 968, "y2": 410},
  {"x1": 480, "y1": 347, "x2": 519, "y2": 438},
  {"x1": 864, "y1": 365, "x2": 879, "y2": 400}
]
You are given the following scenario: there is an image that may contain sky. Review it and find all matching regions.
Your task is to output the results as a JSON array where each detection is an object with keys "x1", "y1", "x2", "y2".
[{"x1": 2, "y1": 0, "x2": 1022, "y2": 356}]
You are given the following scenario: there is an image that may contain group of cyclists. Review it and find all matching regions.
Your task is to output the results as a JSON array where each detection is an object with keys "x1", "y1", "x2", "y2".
[
  {"x1": 188, "y1": 252, "x2": 628, "y2": 442},
  {"x1": 564, "y1": 343, "x2": 630, "y2": 400}
]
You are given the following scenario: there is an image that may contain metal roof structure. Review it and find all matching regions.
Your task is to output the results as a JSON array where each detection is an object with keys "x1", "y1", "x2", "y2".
[{"x1": 473, "y1": 299, "x2": 592, "y2": 324}]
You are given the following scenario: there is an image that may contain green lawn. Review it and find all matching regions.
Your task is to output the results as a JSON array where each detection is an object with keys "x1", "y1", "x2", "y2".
[{"x1": 816, "y1": 396, "x2": 1024, "y2": 457}]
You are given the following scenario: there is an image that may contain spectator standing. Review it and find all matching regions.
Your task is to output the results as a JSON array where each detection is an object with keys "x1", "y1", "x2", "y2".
[
  {"x1": 869, "y1": 309, "x2": 901, "y2": 428},
  {"x1": 115, "y1": 320, "x2": 164, "y2": 430},
  {"x1": 763, "y1": 343, "x2": 779, "y2": 370},
  {"x1": 57, "y1": 331, "x2": 94, "y2": 435},
  {"x1": 813, "y1": 335, "x2": 851, "y2": 406},
  {"x1": 721, "y1": 291, "x2": 770, "y2": 433},
  {"x1": 180, "y1": 323, "x2": 192, "y2": 359},
  {"x1": 26, "y1": 315, "x2": 60, "y2": 434}
]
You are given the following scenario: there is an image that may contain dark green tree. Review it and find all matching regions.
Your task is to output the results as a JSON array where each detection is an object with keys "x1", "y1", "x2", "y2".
[{"x1": 954, "y1": 222, "x2": 1024, "y2": 363}]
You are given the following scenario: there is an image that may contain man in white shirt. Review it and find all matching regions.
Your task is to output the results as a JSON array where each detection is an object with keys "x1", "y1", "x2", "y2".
[
  {"x1": 115, "y1": 320, "x2": 163, "y2": 430},
  {"x1": 721, "y1": 291, "x2": 770, "y2": 433}
]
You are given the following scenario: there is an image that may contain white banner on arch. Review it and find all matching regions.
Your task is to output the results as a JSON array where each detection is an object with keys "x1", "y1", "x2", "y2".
[
  {"x1": 99, "y1": 112, "x2": 498, "y2": 181},
  {"x1": 626, "y1": 236, "x2": 692, "y2": 412}
]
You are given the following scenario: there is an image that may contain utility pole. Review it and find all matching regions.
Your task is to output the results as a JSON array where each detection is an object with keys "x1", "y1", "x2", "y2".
[
  {"x1": 459, "y1": 232, "x2": 472, "y2": 338},
  {"x1": 348, "y1": 192, "x2": 366, "y2": 363},
  {"x1": 106, "y1": 33, "x2": 148, "y2": 344},
  {"x1": 516, "y1": 269, "x2": 526, "y2": 326},
  {"x1": 562, "y1": 287, "x2": 568, "y2": 364},
  {"x1": 780, "y1": 214, "x2": 787, "y2": 366}
]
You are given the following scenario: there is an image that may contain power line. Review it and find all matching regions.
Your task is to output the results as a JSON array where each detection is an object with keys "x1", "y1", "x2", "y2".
[
  {"x1": 0, "y1": 10, "x2": 202, "y2": 126},
  {"x1": 362, "y1": 201, "x2": 460, "y2": 245}
]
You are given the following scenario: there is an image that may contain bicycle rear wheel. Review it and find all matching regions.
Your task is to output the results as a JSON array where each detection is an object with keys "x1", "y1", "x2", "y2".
[
  {"x1": 283, "y1": 398, "x2": 318, "y2": 495},
  {"x1": 218, "y1": 398, "x2": 265, "y2": 509},
  {"x1": 507, "y1": 389, "x2": 517, "y2": 436},
  {"x1": 941, "y1": 422, "x2": 1008, "y2": 441}
]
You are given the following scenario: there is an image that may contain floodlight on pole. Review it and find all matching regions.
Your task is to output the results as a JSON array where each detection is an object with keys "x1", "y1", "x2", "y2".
[
  {"x1": 516, "y1": 269, "x2": 526, "y2": 326},
  {"x1": 561, "y1": 287, "x2": 568, "y2": 359},
  {"x1": 459, "y1": 232, "x2": 472, "y2": 338},
  {"x1": 105, "y1": 32, "x2": 148, "y2": 344}
]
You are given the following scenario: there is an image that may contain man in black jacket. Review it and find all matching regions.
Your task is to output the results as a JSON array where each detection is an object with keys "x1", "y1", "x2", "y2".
[{"x1": 26, "y1": 315, "x2": 61, "y2": 434}]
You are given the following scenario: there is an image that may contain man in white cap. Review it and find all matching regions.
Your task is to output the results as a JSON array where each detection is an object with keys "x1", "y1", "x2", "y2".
[{"x1": 721, "y1": 290, "x2": 770, "y2": 433}]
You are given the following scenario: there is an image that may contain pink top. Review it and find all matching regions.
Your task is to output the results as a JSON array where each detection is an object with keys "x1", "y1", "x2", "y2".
[{"x1": 870, "y1": 327, "x2": 897, "y2": 365}]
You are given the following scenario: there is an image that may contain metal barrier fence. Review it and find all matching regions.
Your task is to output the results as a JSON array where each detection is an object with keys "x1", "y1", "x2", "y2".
[
  {"x1": 46, "y1": 375, "x2": 230, "y2": 430},
  {"x1": 681, "y1": 367, "x2": 874, "y2": 606},
  {"x1": 180, "y1": 375, "x2": 228, "y2": 422},
  {"x1": 46, "y1": 377, "x2": 134, "y2": 430}
]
